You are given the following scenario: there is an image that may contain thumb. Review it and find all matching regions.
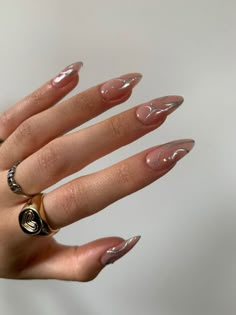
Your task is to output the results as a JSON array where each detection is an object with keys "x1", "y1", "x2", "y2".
[{"x1": 19, "y1": 236, "x2": 141, "y2": 281}]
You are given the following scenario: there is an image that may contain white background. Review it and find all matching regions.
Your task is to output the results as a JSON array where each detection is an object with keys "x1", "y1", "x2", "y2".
[{"x1": 0, "y1": 0, "x2": 236, "y2": 314}]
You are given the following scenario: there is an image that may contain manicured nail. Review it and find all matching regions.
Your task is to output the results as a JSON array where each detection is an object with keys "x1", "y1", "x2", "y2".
[
  {"x1": 146, "y1": 139, "x2": 195, "y2": 171},
  {"x1": 136, "y1": 96, "x2": 184, "y2": 125},
  {"x1": 101, "y1": 235, "x2": 141, "y2": 266},
  {"x1": 52, "y1": 61, "x2": 83, "y2": 88},
  {"x1": 101, "y1": 73, "x2": 142, "y2": 102}
]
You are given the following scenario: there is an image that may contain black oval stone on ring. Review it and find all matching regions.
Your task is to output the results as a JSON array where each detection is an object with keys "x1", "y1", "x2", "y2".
[
  {"x1": 19, "y1": 208, "x2": 42, "y2": 235},
  {"x1": 19, "y1": 194, "x2": 59, "y2": 236}
]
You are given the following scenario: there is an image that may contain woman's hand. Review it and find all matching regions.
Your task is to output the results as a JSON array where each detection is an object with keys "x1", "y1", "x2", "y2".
[{"x1": 0, "y1": 62, "x2": 194, "y2": 281}]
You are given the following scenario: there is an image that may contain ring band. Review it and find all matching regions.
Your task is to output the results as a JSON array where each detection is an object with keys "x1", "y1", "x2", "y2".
[
  {"x1": 19, "y1": 193, "x2": 59, "y2": 236},
  {"x1": 7, "y1": 161, "x2": 34, "y2": 197}
]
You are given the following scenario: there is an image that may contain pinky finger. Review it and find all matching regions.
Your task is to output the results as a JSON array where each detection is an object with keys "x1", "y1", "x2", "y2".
[{"x1": 18, "y1": 236, "x2": 140, "y2": 281}]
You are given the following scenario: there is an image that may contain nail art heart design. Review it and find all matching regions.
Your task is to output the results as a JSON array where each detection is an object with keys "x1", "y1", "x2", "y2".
[{"x1": 19, "y1": 209, "x2": 41, "y2": 235}]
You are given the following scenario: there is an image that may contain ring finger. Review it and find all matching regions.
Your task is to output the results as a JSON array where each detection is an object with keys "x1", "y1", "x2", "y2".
[{"x1": 43, "y1": 139, "x2": 195, "y2": 229}]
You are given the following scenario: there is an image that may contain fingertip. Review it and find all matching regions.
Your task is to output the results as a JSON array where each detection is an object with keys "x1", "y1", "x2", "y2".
[{"x1": 76, "y1": 235, "x2": 141, "y2": 281}]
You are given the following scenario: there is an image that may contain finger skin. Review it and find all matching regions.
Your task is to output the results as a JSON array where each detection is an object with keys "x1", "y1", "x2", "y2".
[
  {"x1": 43, "y1": 139, "x2": 194, "y2": 229},
  {"x1": 0, "y1": 73, "x2": 141, "y2": 169}
]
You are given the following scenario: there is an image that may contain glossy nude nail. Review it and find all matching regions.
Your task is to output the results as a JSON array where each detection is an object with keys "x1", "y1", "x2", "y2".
[
  {"x1": 52, "y1": 61, "x2": 83, "y2": 88},
  {"x1": 101, "y1": 73, "x2": 142, "y2": 102},
  {"x1": 136, "y1": 96, "x2": 184, "y2": 125},
  {"x1": 146, "y1": 139, "x2": 195, "y2": 171},
  {"x1": 101, "y1": 235, "x2": 141, "y2": 266}
]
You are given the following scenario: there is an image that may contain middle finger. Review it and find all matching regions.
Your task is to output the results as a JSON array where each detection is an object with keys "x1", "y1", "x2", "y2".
[{"x1": 11, "y1": 95, "x2": 183, "y2": 195}]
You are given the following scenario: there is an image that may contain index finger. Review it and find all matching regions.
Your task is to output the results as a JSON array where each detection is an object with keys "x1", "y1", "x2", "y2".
[{"x1": 0, "y1": 62, "x2": 83, "y2": 140}]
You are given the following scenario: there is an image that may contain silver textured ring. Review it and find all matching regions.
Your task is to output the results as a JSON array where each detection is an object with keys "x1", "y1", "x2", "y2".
[
  {"x1": 7, "y1": 161, "x2": 33, "y2": 197},
  {"x1": 19, "y1": 193, "x2": 59, "y2": 236}
]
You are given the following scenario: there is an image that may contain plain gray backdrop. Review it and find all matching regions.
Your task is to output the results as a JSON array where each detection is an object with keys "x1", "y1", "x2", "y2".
[{"x1": 0, "y1": 0, "x2": 235, "y2": 314}]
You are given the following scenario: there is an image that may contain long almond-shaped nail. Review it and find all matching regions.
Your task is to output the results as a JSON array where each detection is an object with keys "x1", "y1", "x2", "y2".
[
  {"x1": 101, "y1": 73, "x2": 142, "y2": 102},
  {"x1": 101, "y1": 235, "x2": 141, "y2": 266},
  {"x1": 136, "y1": 96, "x2": 184, "y2": 125},
  {"x1": 52, "y1": 61, "x2": 83, "y2": 88},
  {"x1": 146, "y1": 139, "x2": 195, "y2": 171}
]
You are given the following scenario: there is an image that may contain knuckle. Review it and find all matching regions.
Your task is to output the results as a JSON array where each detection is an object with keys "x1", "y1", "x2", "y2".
[
  {"x1": 108, "y1": 116, "x2": 123, "y2": 138},
  {"x1": 58, "y1": 183, "x2": 89, "y2": 225},
  {"x1": 14, "y1": 119, "x2": 34, "y2": 144},
  {"x1": 74, "y1": 92, "x2": 95, "y2": 113},
  {"x1": 115, "y1": 162, "x2": 133, "y2": 188},
  {"x1": 30, "y1": 90, "x2": 43, "y2": 107},
  {"x1": 57, "y1": 179, "x2": 93, "y2": 227},
  {"x1": 0, "y1": 111, "x2": 11, "y2": 132},
  {"x1": 36, "y1": 142, "x2": 61, "y2": 178},
  {"x1": 58, "y1": 186, "x2": 77, "y2": 220}
]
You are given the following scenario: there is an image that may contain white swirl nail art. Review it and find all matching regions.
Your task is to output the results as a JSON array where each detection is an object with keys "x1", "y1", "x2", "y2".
[
  {"x1": 100, "y1": 74, "x2": 142, "y2": 101},
  {"x1": 146, "y1": 140, "x2": 195, "y2": 171},
  {"x1": 162, "y1": 148, "x2": 189, "y2": 163},
  {"x1": 53, "y1": 67, "x2": 76, "y2": 84},
  {"x1": 106, "y1": 237, "x2": 136, "y2": 254},
  {"x1": 144, "y1": 102, "x2": 179, "y2": 120},
  {"x1": 136, "y1": 98, "x2": 183, "y2": 125},
  {"x1": 52, "y1": 62, "x2": 83, "y2": 87},
  {"x1": 117, "y1": 76, "x2": 142, "y2": 90},
  {"x1": 101, "y1": 236, "x2": 141, "y2": 265}
]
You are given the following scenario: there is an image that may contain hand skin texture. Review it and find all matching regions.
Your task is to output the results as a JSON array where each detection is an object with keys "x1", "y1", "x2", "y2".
[{"x1": 0, "y1": 62, "x2": 194, "y2": 281}]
